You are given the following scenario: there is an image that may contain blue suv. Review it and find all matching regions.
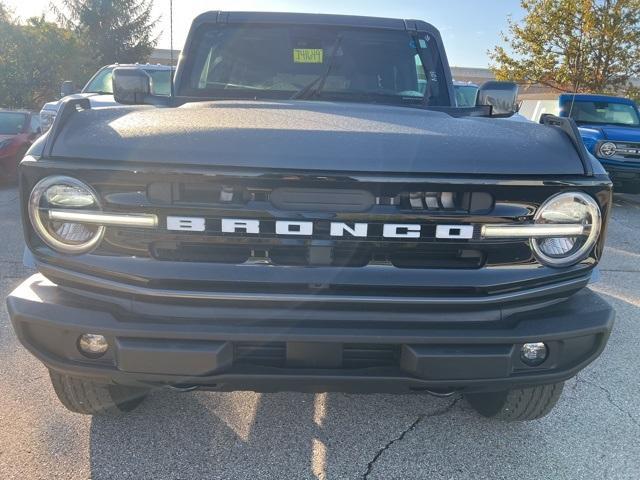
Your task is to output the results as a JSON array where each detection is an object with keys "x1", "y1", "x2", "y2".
[{"x1": 560, "y1": 94, "x2": 640, "y2": 193}]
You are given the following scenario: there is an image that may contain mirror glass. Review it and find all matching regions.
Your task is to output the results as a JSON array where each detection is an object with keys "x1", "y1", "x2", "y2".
[
  {"x1": 113, "y1": 68, "x2": 151, "y2": 105},
  {"x1": 477, "y1": 81, "x2": 519, "y2": 116}
]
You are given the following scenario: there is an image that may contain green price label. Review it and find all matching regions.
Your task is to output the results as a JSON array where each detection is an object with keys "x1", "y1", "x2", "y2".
[{"x1": 293, "y1": 49, "x2": 324, "y2": 64}]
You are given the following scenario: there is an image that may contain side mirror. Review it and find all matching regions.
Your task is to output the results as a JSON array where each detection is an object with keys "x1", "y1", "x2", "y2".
[
  {"x1": 477, "y1": 81, "x2": 519, "y2": 116},
  {"x1": 113, "y1": 67, "x2": 152, "y2": 105},
  {"x1": 60, "y1": 81, "x2": 75, "y2": 98}
]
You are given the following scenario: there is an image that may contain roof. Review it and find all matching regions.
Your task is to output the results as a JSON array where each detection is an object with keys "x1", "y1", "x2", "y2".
[
  {"x1": 559, "y1": 93, "x2": 637, "y2": 105},
  {"x1": 104, "y1": 63, "x2": 173, "y2": 71},
  {"x1": 453, "y1": 81, "x2": 479, "y2": 87},
  {"x1": 191, "y1": 11, "x2": 438, "y2": 34},
  {"x1": 0, "y1": 110, "x2": 32, "y2": 114}
]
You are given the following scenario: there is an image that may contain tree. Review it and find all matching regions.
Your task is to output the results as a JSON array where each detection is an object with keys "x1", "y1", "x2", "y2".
[
  {"x1": 52, "y1": 0, "x2": 159, "y2": 67},
  {"x1": 0, "y1": 11, "x2": 90, "y2": 109},
  {"x1": 0, "y1": 1, "x2": 11, "y2": 22},
  {"x1": 490, "y1": 0, "x2": 640, "y2": 96}
]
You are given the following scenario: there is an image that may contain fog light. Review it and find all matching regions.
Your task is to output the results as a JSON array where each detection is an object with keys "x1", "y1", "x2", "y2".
[
  {"x1": 521, "y1": 342, "x2": 548, "y2": 366},
  {"x1": 78, "y1": 334, "x2": 109, "y2": 358}
]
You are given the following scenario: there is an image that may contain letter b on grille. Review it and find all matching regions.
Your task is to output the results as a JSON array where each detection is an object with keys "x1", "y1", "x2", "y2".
[{"x1": 167, "y1": 217, "x2": 205, "y2": 232}]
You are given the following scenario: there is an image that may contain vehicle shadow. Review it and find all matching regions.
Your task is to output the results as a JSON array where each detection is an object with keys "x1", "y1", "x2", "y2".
[{"x1": 88, "y1": 389, "x2": 454, "y2": 480}]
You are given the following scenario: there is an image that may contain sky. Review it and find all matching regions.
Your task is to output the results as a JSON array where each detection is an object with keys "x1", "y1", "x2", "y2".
[{"x1": 4, "y1": 0, "x2": 525, "y2": 68}]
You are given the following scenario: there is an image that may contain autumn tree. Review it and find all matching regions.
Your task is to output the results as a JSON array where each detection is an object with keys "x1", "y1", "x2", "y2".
[
  {"x1": 52, "y1": 0, "x2": 159, "y2": 67},
  {"x1": 490, "y1": 0, "x2": 640, "y2": 96}
]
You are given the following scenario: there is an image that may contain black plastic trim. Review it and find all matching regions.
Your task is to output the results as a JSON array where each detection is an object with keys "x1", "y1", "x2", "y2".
[
  {"x1": 43, "y1": 98, "x2": 91, "y2": 158},
  {"x1": 7, "y1": 275, "x2": 615, "y2": 393},
  {"x1": 540, "y1": 114, "x2": 594, "y2": 176},
  {"x1": 38, "y1": 264, "x2": 591, "y2": 306}
]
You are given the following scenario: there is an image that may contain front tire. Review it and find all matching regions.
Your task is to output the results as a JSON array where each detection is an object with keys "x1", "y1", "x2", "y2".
[
  {"x1": 465, "y1": 382, "x2": 564, "y2": 421},
  {"x1": 49, "y1": 370, "x2": 149, "y2": 415}
]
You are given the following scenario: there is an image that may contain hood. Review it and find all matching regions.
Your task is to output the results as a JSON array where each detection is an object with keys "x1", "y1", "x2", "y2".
[
  {"x1": 597, "y1": 125, "x2": 640, "y2": 143},
  {"x1": 50, "y1": 100, "x2": 586, "y2": 175},
  {"x1": 41, "y1": 93, "x2": 117, "y2": 113}
]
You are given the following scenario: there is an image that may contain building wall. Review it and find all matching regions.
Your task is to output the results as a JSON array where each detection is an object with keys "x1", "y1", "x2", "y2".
[{"x1": 149, "y1": 48, "x2": 180, "y2": 66}]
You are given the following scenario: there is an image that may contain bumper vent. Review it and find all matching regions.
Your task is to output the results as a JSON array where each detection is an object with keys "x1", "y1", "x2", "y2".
[{"x1": 234, "y1": 342, "x2": 399, "y2": 369}]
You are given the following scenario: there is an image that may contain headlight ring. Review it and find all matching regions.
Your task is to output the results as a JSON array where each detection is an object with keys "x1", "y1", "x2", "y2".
[
  {"x1": 530, "y1": 191, "x2": 602, "y2": 268},
  {"x1": 28, "y1": 176, "x2": 105, "y2": 254}
]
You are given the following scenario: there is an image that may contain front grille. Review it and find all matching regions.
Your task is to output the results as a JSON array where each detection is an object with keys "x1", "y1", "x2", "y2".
[
  {"x1": 234, "y1": 342, "x2": 400, "y2": 369},
  {"x1": 89, "y1": 174, "x2": 561, "y2": 271},
  {"x1": 608, "y1": 142, "x2": 640, "y2": 162},
  {"x1": 102, "y1": 177, "x2": 534, "y2": 269}
]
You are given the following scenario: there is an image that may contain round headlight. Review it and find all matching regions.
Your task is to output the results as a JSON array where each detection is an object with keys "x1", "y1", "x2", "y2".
[
  {"x1": 29, "y1": 176, "x2": 104, "y2": 254},
  {"x1": 531, "y1": 192, "x2": 601, "y2": 267},
  {"x1": 598, "y1": 142, "x2": 617, "y2": 158}
]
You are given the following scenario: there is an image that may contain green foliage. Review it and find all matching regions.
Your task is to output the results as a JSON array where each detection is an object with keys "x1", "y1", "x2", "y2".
[
  {"x1": 0, "y1": 0, "x2": 160, "y2": 110},
  {"x1": 0, "y1": 8, "x2": 91, "y2": 109},
  {"x1": 490, "y1": 0, "x2": 640, "y2": 96},
  {"x1": 53, "y1": 0, "x2": 158, "y2": 67}
]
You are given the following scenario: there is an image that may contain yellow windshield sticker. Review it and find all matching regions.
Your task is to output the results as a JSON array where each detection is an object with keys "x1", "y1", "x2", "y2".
[{"x1": 293, "y1": 49, "x2": 324, "y2": 64}]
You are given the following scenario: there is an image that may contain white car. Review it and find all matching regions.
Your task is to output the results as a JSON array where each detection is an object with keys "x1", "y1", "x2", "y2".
[
  {"x1": 40, "y1": 64, "x2": 173, "y2": 131},
  {"x1": 453, "y1": 81, "x2": 531, "y2": 121}
]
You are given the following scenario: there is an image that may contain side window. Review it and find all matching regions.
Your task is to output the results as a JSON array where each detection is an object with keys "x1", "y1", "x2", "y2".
[{"x1": 29, "y1": 115, "x2": 41, "y2": 134}]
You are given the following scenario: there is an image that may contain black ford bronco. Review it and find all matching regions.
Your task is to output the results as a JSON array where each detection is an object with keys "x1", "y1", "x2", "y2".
[{"x1": 8, "y1": 12, "x2": 614, "y2": 421}]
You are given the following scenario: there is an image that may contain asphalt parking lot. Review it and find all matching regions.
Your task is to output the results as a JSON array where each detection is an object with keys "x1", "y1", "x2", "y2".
[{"x1": 1, "y1": 184, "x2": 639, "y2": 480}]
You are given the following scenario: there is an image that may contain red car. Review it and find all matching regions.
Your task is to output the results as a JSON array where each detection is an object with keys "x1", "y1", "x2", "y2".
[{"x1": 0, "y1": 110, "x2": 41, "y2": 182}]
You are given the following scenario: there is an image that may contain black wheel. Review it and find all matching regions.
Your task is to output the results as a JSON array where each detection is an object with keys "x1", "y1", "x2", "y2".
[
  {"x1": 49, "y1": 370, "x2": 149, "y2": 415},
  {"x1": 465, "y1": 382, "x2": 564, "y2": 421}
]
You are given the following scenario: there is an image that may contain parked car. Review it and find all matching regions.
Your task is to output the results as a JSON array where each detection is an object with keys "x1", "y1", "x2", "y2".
[
  {"x1": 8, "y1": 11, "x2": 614, "y2": 422},
  {"x1": 559, "y1": 93, "x2": 640, "y2": 193},
  {"x1": 454, "y1": 81, "x2": 529, "y2": 122},
  {"x1": 0, "y1": 110, "x2": 40, "y2": 181},
  {"x1": 519, "y1": 99, "x2": 560, "y2": 122},
  {"x1": 39, "y1": 64, "x2": 173, "y2": 132},
  {"x1": 453, "y1": 81, "x2": 479, "y2": 107}
]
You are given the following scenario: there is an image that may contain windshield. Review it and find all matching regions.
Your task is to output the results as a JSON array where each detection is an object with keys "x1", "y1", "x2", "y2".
[
  {"x1": 567, "y1": 100, "x2": 640, "y2": 127},
  {"x1": 180, "y1": 25, "x2": 450, "y2": 107},
  {"x1": 0, "y1": 112, "x2": 27, "y2": 135},
  {"x1": 84, "y1": 67, "x2": 173, "y2": 96},
  {"x1": 454, "y1": 85, "x2": 478, "y2": 107}
]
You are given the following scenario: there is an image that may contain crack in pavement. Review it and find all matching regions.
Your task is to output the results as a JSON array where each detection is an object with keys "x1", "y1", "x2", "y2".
[
  {"x1": 362, "y1": 396, "x2": 461, "y2": 479},
  {"x1": 577, "y1": 377, "x2": 640, "y2": 429}
]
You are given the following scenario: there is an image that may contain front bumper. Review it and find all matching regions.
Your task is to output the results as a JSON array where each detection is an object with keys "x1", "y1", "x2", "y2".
[
  {"x1": 7, "y1": 274, "x2": 614, "y2": 394},
  {"x1": 600, "y1": 160, "x2": 640, "y2": 191}
]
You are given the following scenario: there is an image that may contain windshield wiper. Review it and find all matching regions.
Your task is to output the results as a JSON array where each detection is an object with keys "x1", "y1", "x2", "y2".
[
  {"x1": 205, "y1": 81, "x2": 265, "y2": 91},
  {"x1": 291, "y1": 36, "x2": 343, "y2": 100}
]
